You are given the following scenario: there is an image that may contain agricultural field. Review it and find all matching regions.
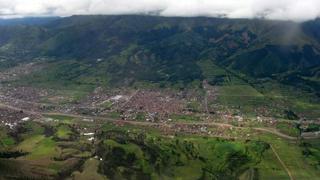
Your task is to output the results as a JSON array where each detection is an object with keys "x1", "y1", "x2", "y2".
[
  {"x1": 1, "y1": 114, "x2": 320, "y2": 179},
  {"x1": 0, "y1": 15, "x2": 320, "y2": 179},
  {"x1": 0, "y1": 60, "x2": 319, "y2": 179}
]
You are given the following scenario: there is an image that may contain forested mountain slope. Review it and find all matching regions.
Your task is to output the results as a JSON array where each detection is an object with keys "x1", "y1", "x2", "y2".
[{"x1": 0, "y1": 15, "x2": 319, "y2": 94}]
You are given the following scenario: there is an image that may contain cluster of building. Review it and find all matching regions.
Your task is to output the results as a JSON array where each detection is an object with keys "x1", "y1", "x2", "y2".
[{"x1": 0, "y1": 107, "x2": 37, "y2": 129}]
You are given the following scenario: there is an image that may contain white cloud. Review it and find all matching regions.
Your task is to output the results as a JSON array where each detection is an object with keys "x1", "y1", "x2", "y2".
[{"x1": 0, "y1": 0, "x2": 319, "y2": 21}]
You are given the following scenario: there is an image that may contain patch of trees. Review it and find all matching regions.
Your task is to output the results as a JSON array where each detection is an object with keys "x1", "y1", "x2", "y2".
[{"x1": 0, "y1": 151, "x2": 28, "y2": 158}]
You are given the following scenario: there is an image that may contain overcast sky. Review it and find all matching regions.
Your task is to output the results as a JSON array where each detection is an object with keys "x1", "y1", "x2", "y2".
[{"x1": 0, "y1": 0, "x2": 319, "y2": 21}]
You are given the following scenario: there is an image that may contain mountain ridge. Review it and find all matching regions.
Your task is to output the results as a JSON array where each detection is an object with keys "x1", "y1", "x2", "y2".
[{"x1": 0, "y1": 15, "x2": 319, "y2": 94}]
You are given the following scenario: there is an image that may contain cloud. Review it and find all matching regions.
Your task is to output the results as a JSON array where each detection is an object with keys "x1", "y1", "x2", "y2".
[{"x1": 0, "y1": 0, "x2": 319, "y2": 21}]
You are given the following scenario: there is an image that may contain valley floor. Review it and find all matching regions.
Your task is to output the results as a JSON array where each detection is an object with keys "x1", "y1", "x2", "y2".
[{"x1": 0, "y1": 62, "x2": 319, "y2": 179}]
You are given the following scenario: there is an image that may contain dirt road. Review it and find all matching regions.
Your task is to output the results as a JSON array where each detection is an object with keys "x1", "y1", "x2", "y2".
[{"x1": 270, "y1": 145, "x2": 294, "y2": 180}]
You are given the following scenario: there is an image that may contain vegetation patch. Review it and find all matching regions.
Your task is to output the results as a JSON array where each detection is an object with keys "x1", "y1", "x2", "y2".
[
  {"x1": 96, "y1": 128, "x2": 269, "y2": 179},
  {"x1": 276, "y1": 122, "x2": 300, "y2": 137},
  {"x1": 54, "y1": 124, "x2": 75, "y2": 141},
  {"x1": 170, "y1": 114, "x2": 201, "y2": 122}
]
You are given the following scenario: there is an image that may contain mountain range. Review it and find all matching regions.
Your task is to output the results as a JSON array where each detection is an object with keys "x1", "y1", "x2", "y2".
[{"x1": 0, "y1": 15, "x2": 319, "y2": 95}]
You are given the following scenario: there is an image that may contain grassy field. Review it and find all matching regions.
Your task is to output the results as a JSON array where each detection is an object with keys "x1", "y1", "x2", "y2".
[
  {"x1": 0, "y1": 121, "x2": 89, "y2": 179},
  {"x1": 170, "y1": 114, "x2": 202, "y2": 122},
  {"x1": 253, "y1": 133, "x2": 320, "y2": 179},
  {"x1": 15, "y1": 135, "x2": 58, "y2": 159},
  {"x1": 1, "y1": 113, "x2": 319, "y2": 179},
  {"x1": 258, "y1": 82, "x2": 320, "y2": 119},
  {"x1": 276, "y1": 122, "x2": 300, "y2": 137},
  {"x1": 0, "y1": 17, "x2": 319, "y2": 179},
  {"x1": 56, "y1": 124, "x2": 73, "y2": 140},
  {"x1": 73, "y1": 158, "x2": 107, "y2": 180},
  {"x1": 198, "y1": 59, "x2": 246, "y2": 86},
  {"x1": 98, "y1": 123, "x2": 270, "y2": 179},
  {"x1": 0, "y1": 128, "x2": 15, "y2": 149},
  {"x1": 253, "y1": 148, "x2": 290, "y2": 180},
  {"x1": 45, "y1": 114, "x2": 76, "y2": 124},
  {"x1": 197, "y1": 59, "x2": 320, "y2": 119},
  {"x1": 301, "y1": 139, "x2": 320, "y2": 170}
]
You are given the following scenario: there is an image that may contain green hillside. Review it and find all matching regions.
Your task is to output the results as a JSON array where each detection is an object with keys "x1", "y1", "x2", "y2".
[
  {"x1": 0, "y1": 15, "x2": 319, "y2": 118},
  {"x1": 0, "y1": 16, "x2": 319, "y2": 85}
]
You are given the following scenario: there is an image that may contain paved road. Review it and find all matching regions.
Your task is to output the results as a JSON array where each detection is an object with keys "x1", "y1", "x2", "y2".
[
  {"x1": 43, "y1": 112, "x2": 301, "y2": 140},
  {"x1": 0, "y1": 103, "x2": 39, "y2": 115},
  {"x1": 253, "y1": 127, "x2": 297, "y2": 140},
  {"x1": 0, "y1": 102, "x2": 318, "y2": 140}
]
